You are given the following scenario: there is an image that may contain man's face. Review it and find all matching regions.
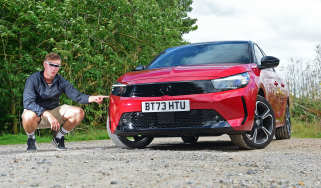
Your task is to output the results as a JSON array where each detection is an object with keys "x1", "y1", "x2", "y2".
[{"x1": 43, "y1": 59, "x2": 61, "y2": 80}]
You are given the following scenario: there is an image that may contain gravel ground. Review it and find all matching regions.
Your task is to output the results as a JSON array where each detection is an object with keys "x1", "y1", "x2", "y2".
[{"x1": 1, "y1": 135, "x2": 321, "y2": 188}]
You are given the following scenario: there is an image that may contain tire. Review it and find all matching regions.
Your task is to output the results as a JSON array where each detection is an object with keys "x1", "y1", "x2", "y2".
[
  {"x1": 181, "y1": 136, "x2": 199, "y2": 144},
  {"x1": 230, "y1": 96, "x2": 276, "y2": 149},
  {"x1": 106, "y1": 116, "x2": 153, "y2": 149},
  {"x1": 275, "y1": 103, "x2": 291, "y2": 139}
]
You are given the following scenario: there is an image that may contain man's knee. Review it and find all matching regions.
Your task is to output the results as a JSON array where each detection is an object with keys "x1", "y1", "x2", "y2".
[
  {"x1": 61, "y1": 105, "x2": 85, "y2": 124},
  {"x1": 22, "y1": 110, "x2": 40, "y2": 125},
  {"x1": 76, "y1": 107, "x2": 85, "y2": 120},
  {"x1": 66, "y1": 106, "x2": 84, "y2": 120}
]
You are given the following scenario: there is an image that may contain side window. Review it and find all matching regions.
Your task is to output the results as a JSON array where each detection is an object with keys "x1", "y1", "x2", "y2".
[{"x1": 254, "y1": 45, "x2": 264, "y2": 66}]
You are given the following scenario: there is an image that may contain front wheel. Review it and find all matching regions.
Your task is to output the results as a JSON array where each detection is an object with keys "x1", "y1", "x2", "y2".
[
  {"x1": 230, "y1": 96, "x2": 276, "y2": 149},
  {"x1": 106, "y1": 117, "x2": 153, "y2": 149}
]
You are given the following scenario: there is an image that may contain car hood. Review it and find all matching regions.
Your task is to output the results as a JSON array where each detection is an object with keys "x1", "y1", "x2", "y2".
[{"x1": 118, "y1": 63, "x2": 254, "y2": 84}]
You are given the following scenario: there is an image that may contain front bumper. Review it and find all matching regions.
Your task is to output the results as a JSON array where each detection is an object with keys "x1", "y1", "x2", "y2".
[
  {"x1": 109, "y1": 85, "x2": 257, "y2": 136},
  {"x1": 114, "y1": 109, "x2": 246, "y2": 137},
  {"x1": 115, "y1": 127, "x2": 244, "y2": 137}
]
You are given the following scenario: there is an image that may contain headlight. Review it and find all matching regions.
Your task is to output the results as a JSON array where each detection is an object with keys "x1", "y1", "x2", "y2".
[
  {"x1": 111, "y1": 82, "x2": 128, "y2": 96},
  {"x1": 211, "y1": 72, "x2": 250, "y2": 91}
]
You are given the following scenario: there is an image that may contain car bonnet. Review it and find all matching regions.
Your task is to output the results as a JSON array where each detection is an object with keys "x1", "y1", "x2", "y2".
[{"x1": 118, "y1": 63, "x2": 252, "y2": 85}]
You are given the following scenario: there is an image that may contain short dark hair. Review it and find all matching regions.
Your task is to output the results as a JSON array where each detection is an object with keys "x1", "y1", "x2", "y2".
[{"x1": 44, "y1": 52, "x2": 61, "y2": 62}]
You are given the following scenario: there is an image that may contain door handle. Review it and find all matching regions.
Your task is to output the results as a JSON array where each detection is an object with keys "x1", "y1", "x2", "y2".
[{"x1": 274, "y1": 81, "x2": 279, "y2": 86}]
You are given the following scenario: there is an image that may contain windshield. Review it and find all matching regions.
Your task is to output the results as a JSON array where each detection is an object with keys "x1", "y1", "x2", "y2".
[{"x1": 148, "y1": 42, "x2": 250, "y2": 69}]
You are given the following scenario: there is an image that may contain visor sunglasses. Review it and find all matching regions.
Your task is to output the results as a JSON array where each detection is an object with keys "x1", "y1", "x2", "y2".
[{"x1": 46, "y1": 62, "x2": 62, "y2": 68}]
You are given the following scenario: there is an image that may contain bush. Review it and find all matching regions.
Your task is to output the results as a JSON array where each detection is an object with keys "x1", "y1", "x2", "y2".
[{"x1": 290, "y1": 96, "x2": 321, "y2": 122}]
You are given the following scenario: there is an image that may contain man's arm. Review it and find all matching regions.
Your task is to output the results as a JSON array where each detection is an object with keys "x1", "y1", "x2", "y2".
[
  {"x1": 61, "y1": 76, "x2": 90, "y2": 104},
  {"x1": 42, "y1": 110, "x2": 61, "y2": 131},
  {"x1": 61, "y1": 76, "x2": 109, "y2": 104},
  {"x1": 88, "y1": 95, "x2": 109, "y2": 104},
  {"x1": 23, "y1": 75, "x2": 46, "y2": 117}
]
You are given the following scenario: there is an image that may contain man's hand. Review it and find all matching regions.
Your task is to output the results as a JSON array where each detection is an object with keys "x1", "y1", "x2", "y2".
[
  {"x1": 42, "y1": 111, "x2": 60, "y2": 131},
  {"x1": 88, "y1": 95, "x2": 109, "y2": 104}
]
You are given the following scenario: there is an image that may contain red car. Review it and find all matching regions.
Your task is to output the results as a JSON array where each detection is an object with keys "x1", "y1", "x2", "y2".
[{"x1": 107, "y1": 41, "x2": 291, "y2": 149}]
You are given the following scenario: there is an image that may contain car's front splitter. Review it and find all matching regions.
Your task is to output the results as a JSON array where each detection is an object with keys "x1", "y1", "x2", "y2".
[{"x1": 114, "y1": 120, "x2": 246, "y2": 137}]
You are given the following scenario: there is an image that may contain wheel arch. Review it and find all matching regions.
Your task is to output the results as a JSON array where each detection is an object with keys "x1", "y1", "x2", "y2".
[{"x1": 258, "y1": 88, "x2": 265, "y2": 98}]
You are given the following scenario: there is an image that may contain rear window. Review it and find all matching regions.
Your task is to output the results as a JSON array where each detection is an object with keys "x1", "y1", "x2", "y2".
[{"x1": 148, "y1": 42, "x2": 250, "y2": 69}]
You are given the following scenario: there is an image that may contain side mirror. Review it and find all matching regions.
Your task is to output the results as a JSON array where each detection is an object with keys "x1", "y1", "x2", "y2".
[
  {"x1": 134, "y1": 65, "x2": 146, "y2": 71},
  {"x1": 260, "y1": 56, "x2": 279, "y2": 69}
]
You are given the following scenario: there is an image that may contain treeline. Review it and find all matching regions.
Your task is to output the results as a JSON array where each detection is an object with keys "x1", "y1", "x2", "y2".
[{"x1": 0, "y1": 0, "x2": 197, "y2": 134}]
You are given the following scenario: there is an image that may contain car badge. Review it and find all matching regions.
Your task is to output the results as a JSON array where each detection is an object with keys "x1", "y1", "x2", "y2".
[{"x1": 160, "y1": 84, "x2": 171, "y2": 96}]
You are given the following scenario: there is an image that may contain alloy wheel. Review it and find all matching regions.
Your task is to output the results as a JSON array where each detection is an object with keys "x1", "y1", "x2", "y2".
[{"x1": 245, "y1": 101, "x2": 274, "y2": 145}]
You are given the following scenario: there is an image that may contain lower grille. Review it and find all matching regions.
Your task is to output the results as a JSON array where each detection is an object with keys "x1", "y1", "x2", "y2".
[{"x1": 117, "y1": 110, "x2": 226, "y2": 129}]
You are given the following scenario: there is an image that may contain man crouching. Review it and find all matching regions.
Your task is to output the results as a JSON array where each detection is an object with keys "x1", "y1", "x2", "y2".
[{"x1": 22, "y1": 52, "x2": 108, "y2": 151}]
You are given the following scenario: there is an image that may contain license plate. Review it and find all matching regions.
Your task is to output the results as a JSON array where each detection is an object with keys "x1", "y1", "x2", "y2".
[{"x1": 142, "y1": 100, "x2": 190, "y2": 113}]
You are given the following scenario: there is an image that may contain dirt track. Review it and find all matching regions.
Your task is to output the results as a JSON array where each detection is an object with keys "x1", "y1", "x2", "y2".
[{"x1": 1, "y1": 135, "x2": 321, "y2": 188}]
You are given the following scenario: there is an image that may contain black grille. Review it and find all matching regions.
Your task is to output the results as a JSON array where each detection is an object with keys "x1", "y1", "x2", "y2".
[
  {"x1": 112, "y1": 80, "x2": 214, "y2": 97},
  {"x1": 117, "y1": 110, "x2": 225, "y2": 129}
]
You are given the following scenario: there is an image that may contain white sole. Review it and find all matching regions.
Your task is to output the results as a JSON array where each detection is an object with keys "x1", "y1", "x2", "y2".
[{"x1": 52, "y1": 139, "x2": 67, "y2": 151}]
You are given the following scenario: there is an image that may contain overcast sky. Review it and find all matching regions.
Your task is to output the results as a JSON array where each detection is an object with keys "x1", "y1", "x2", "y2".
[{"x1": 183, "y1": 0, "x2": 321, "y2": 68}]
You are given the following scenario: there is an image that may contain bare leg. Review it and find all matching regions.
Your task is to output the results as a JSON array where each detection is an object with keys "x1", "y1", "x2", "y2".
[
  {"x1": 21, "y1": 110, "x2": 40, "y2": 134},
  {"x1": 60, "y1": 105, "x2": 85, "y2": 131}
]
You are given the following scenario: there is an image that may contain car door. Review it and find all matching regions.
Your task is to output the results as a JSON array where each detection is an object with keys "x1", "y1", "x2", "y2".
[
  {"x1": 272, "y1": 70, "x2": 288, "y2": 125},
  {"x1": 253, "y1": 44, "x2": 283, "y2": 126}
]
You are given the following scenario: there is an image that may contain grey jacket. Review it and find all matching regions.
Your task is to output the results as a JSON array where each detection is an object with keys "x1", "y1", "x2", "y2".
[{"x1": 23, "y1": 71, "x2": 89, "y2": 116}]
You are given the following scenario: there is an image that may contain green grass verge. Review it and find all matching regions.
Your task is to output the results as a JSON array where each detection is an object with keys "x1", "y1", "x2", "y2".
[
  {"x1": 291, "y1": 118, "x2": 321, "y2": 138},
  {"x1": 0, "y1": 127, "x2": 109, "y2": 145}
]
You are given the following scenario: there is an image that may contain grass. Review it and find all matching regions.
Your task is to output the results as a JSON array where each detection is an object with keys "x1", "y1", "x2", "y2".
[
  {"x1": 0, "y1": 127, "x2": 109, "y2": 145},
  {"x1": 291, "y1": 118, "x2": 321, "y2": 138}
]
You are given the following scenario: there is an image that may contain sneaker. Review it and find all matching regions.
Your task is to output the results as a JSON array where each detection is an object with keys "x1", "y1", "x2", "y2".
[
  {"x1": 26, "y1": 138, "x2": 37, "y2": 152},
  {"x1": 52, "y1": 136, "x2": 67, "y2": 151}
]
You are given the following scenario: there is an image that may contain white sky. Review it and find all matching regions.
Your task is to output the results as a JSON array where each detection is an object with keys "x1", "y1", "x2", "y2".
[{"x1": 183, "y1": 0, "x2": 321, "y2": 68}]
